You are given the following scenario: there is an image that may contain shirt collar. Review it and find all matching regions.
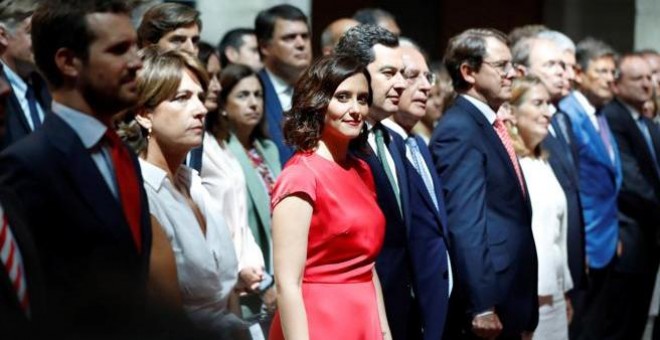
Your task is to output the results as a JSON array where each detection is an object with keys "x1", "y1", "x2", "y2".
[
  {"x1": 549, "y1": 103, "x2": 557, "y2": 115},
  {"x1": 1, "y1": 60, "x2": 27, "y2": 97},
  {"x1": 461, "y1": 94, "x2": 497, "y2": 124},
  {"x1": 573, "y1": 90, "x2": 596, "y2": 116},
  {"x1": 51, "y1": 101, "x2": 107, "y2": 149},
  {"x1": 621, "y1": 101, "x2": 641, "y2": 120},
  {"x1": 382, "y1": 118, "x2": 408, "y2": 139},
  {"x1": 265, "y1": 68, "x2": 292, "y2": 96},
  {"x1": 140, "y1": 158, "x2": 194, "y2": 193}
]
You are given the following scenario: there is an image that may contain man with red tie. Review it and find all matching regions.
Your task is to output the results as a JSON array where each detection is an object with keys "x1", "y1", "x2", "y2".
[{"x1": 0, "y1": 0, "x2": 152, "y2": 336}]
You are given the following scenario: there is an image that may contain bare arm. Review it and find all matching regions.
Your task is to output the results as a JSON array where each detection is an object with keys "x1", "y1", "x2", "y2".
[
  {"x1": 372, "y1": 268, "x2": 392, "y2": 340},
  {"x1": 273, "y1": 195, "x2": 313, "y2": 340},
  {"x1": 147, "y1": 215, "x2": 182, "y2": 310}
]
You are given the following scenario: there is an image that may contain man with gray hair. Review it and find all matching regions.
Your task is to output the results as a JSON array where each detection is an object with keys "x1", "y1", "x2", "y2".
[
  {"x1": 0, "y1": 0, "x2": 50, "y2": 148},
  {"x1": 538, "y1": 30, "x2": 577, "y2": 92}
]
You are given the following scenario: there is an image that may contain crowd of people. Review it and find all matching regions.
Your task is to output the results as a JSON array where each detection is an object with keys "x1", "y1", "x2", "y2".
[{"x1": 0, "y1": 0, "x2": 659, "y2": 339}]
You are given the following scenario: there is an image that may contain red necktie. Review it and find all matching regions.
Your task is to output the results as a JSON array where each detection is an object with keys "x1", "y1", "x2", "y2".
[
  {"x1": 0, "y1": 212, "x2": 30, "y2": 317},
  {"x1": 492, "y1": 117, "x2": 526, "y2": 197},
  {"x1": 104, "y1": 130, "x2": 142, "y2": 253}
]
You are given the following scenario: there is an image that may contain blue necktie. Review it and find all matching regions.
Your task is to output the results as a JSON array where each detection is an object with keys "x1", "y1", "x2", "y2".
[
  {"x1": 25, "y1": 85, "x2": 41, "y2": 130},
  {"x1": 406, "y1": 136, "x2": 439, "y2": 212},
  {"x1": 637, "y1": 116, "x2": 660, "y2": 176}
]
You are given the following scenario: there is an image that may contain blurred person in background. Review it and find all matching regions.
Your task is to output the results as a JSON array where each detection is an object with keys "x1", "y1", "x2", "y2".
[
  {"x1": 218, "y1": 28, "x2": 262, "y2": 72},
  {"x1": 412, "y1": 61, "x2": 454, "y2": 144},
  {"x1": 320, "y1": 18, "x2": 359, "y2": 56},
  {"x1": 353, "y1": 8, "x2": 401, "y2": 36}
]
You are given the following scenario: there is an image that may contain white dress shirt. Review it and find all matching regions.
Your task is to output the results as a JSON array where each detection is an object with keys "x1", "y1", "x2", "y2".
[
  {"x1": 140, "y1": 159, "x2": 239, "y2": 331},
  {"x1": 1, "y1": 61, "x2": 45, "y2": 130},
  {"x1": 264, "y1": 68, "x2": 293, "y2": 112}
]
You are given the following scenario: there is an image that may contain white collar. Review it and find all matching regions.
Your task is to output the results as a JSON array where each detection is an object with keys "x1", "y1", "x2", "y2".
[
  {"x1": 382, "y1": 118, "x2": 408, "y2": 139},
  {"x1": 264, "y1": 68, "x2": 292, "y2": 96},
  {"x1": 461, "y1": 94, "x2": 497, "y2": 124},
  {"x1": 573, "y1": 90, "x2": 596, "y2": 116}
]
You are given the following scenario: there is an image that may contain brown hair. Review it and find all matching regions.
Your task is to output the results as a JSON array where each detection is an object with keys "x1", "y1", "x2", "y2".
[
  {"x1": 137, "y1": 2, "x2": 201, "y2": 48},
  {"x1": 284, "y1": 54, "x2": 371, "y2": 151}
]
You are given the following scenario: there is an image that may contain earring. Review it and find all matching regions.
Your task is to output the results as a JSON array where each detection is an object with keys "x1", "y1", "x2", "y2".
[{"x1": 221, "y1": 110, "x2": 228, "y2": 117}]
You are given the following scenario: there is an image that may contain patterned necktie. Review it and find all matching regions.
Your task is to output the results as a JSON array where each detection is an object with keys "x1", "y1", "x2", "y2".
[
  {"x1": 492, "y1": 117, "x2": 526, "y2": 196},
  {"x1": 25, "y1": 85, "x2": 42, "y2": 130},
  {"x1": 0, "y1": 211, "x2": 30, "y2": 317},
  {"x1": 374, "y1": 126, "x2": 402, "y2": 215},
  {"x1": 595, "y1": 112, "x2": 615, "y2": 163},
  {"x1": 406, "y1": 137, "x2": 439, "y2": 211},
  {"x1": 104, "y1": 130, "x2": 142, "y2": 253}
]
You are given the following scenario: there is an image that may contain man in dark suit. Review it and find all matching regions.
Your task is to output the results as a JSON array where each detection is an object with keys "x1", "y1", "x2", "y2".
[
  {"x1": 255, "y1": 4, "x2": 311, "y2": 164},
  {"x1": 0, "y1": 0, "x2": 51, "y2": 148},
  {"x1": 600, "y1": 53, "x2": 660, "y2": 339},
  {"x1": 0, "y1": 0, "x2": 152, "y2": 336},
  {"x1": 335, "y1": 25, "x2": 421, "y2": 339},
  {"x1": 382, "y1": 40, "x2": 452, "y2": 340},
  {"x1": 512, "y1": 34, "x2": 588, "y2": 302},
  {"x1": 431, "y1": 28, "x2": 538, "y2": 339}
]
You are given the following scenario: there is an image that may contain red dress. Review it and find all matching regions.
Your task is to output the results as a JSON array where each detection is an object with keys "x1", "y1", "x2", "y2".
[{"x1": 269, "y1": 152, "x2": 386, "y2": 340}]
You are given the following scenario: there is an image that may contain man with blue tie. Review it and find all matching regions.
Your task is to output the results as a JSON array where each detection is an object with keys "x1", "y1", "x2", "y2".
[
  {"x1": 558, "y1": 37, "x2": 623, "y2": 339},
  {"x1": 382, "y1": 39, "x2": 452, "y2": 340},
  {"x1": 254, "y1": 4, "x2": 311, "y2": 165},
  {"x1": 0, "y1": 0, "x2": 51, "y2": 148},
  {"x1": 601, "y1": 53, "x2": 660, "y2": 339},
  {"x1": 431, "y1": 28, "x2": 538, "y2": 339}
]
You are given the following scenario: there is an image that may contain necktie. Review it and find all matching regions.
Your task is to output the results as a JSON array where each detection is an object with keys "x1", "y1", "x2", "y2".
[
  {"x1": 374, "y1": 126, "x2": 402, "y2": 215},
  {"x1": 104, "y1": 130, "x2": 142, "y2": 253},
  {"x1": 492, "y1": 117, "x2": 526, "y2": 196},
  {"x1": 406, "y1": 137, "x2": 439, "y2": 211},
  {"x1": 0, "y1": 212, "x2": 30, "y2": 317},
  {"x1": 637, "y1": 116, "x2": 660, "y2": 175},
  {"x1": 595, "y1": 113, "x2": 615, "y2": 163},
  {"x1": 25, "y1": 85, "x2": 41, "y2": 130}
]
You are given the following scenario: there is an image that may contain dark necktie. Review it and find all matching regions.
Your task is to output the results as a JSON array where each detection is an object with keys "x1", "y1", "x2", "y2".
[
  {"x1": 25, "y1": 85, "x2": 41, "y2": 130},
  {"x1": 637, "y1": 116, "x2": 660, "y2": 175},
  {"x1": 104, "y1": 130, "x2": 142, "y2": 253},
  {"x1": 0, "y1": 212, "x2": 30, "y2": 317},
  {"x1": 374, "y1": 125, "x2": 402, "y2": 215}
]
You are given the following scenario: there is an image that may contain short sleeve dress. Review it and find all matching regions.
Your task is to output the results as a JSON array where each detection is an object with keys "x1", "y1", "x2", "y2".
[{"x1": 268, "y1": 152, "x2": 386, "y2": 340}]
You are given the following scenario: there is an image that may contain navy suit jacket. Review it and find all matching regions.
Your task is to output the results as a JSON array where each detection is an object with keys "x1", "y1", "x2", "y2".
[
  {"x1": 541, "y1": 111, "x2": 587, "y2": 289},
  {"x1": 430, "y1": 96, "x2": 538, "y2": 337},
  {"x1": 603, "y1": 99, "x2": 660, "y2": 273},
  {"x1": 403, "y1": 133, "x2": 451, "y2": 340},
  {"x1": 559, "y1": 92, "x2": 622, "y2": 269},
  {"x1": 0, "y1": 114, "x2": 152, "y2": 336},
  {"x1": 258, "y1": 69, "x2": 294, "y2": 165},
  {"x1": 1, "y1": 71, "x2": 51, "y2": 149},
  {"x1": 353, "y1": 125, "x2": 416, "y2": 340}
]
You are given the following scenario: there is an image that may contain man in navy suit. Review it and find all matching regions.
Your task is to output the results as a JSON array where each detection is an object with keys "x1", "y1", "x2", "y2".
[
  {"x1": 382, "y1": 40, "x2": 452, "y2": 340},
  {"x1": 431, "y1": 28, "x2": 538, "y2": 339},
  {"x1": 0, "y1": 0, "x2": 51, "y2": 149},
  {"x1": 558, "y1": 38, "x2": 623, "y2": 339},
  {"x1": 335, "y1": 25, "x2": 422, "y2": 339},
  {"x1": 512, "y1": 34, "x2": 588, "y2": 305},
  {"x1": 255, "y1": 4, "x2": 311, "y2": 164},
  {"x1": 601, "y1": 53, "x2": 660, "y2": 339},
  {"x1": 0, "y1": 0, "x2": 152, "y2": 336}
]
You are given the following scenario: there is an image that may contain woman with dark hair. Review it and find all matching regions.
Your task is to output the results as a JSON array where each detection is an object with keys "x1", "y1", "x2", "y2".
[
  {"x1": 217, "y1": 63, "x2": 280, "y2": 317},
  {"x1": 269, "y1": 55, "x2": 391, "y2": 340},
  {"x1": 133, "y1": 47, "x2": 242, "y2": 335},
  {"x1": 197, "y1": 41, "x2": 222, "y2": 112},
  {"x1": 507, "y1": 76, "x2": 573, "y2": 340}
]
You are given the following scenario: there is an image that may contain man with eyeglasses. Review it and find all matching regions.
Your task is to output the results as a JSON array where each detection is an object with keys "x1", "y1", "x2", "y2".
[
  {"x1": 430, "y1": 28, "x2": 538, "y2": 339},
  {"x1": 381, "y1": 38, "x2": 452, "y2": 340},
  {"x1": 558, "y1": 37, "x2": 622, "y2": 340}
]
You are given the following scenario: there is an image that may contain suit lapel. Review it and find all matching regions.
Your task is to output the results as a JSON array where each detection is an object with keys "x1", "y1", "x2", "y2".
[
  {"x1": 414, "y1": 135, "x2": 448, "y2": 231},
  {"x1": 386, "y1": 128, "x2": 411, "y2": 229}
]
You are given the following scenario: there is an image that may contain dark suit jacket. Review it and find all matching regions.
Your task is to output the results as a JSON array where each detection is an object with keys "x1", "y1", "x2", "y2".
[
  {"x1": 404, "y1": 133, "x2": 451, "y2": 340},
  {"x1": 353, "y1": 125, "x2": 416, "y2": 340},
  {"x1": 257, "y1": 69, "x2": 294, "y2": 165},
  {"x1": 430, "y1": 96, "x2": 538, "y2": 337},
  {"x1": 0, "y1": 187, "x2": 46, "y2": 338},
  {"x1": 541, "y1": 111, "x2": 587, "y2": 290},
  {"x1": 0, "y1": 113, "x2": 152, "y2": 336},
  {"x1": 603, "y1": 99, "x2": 660, "y2": 273},
  {"x1": 1, "y1": 71, "x2": 51, "y2": 149}
]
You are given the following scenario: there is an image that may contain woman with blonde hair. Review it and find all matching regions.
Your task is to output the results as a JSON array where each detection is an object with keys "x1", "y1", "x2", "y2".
[{"x1": 508, "y1": 75, "x2": 573, "y2": 340}]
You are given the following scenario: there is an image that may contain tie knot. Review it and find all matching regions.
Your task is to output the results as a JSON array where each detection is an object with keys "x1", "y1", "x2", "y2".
[
  {"x1": 406, "y1": 136, "x2": 418, "y2": 148},
  {"x1": 373, "y1": 124, "x2": 390, "y2": 143},
  {"x1": 104, "y1": 129, "x2": 122, "y2": 147}
]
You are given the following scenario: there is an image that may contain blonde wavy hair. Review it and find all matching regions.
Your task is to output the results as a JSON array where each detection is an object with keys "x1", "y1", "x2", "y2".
[{"x1": 507, "y1": 75, "x2": 548, "y2": 159}]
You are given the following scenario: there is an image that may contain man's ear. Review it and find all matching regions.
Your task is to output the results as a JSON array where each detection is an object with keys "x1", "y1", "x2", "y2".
[
  {"x1": 225, "y1": 46, "x2": 239, "y2": 63},
  {"x1": 459, "y1": 62, "x2": 477, "y2": 86},
  {"x1": 516, "y1": 64, "x2": 528, "y2": 77},
  {"x1": 259, "y1": 40, "x2": 270, "y2": 59},
  {"x1": 54, "y1": 47, "x2": 81, "y2": 79},
  {"x1": 0, "y1": 25, "x2": 10, "y2": 50}
]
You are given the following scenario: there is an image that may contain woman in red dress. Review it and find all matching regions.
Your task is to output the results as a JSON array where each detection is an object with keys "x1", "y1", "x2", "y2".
[{"x1": 269, "y1": 55, "x2": 391, "y2": 340}]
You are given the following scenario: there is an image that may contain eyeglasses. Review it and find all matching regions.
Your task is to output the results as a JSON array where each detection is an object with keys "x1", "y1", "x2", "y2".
[
  {"x1": 403, "y1": 70, "x2": 437, "y2": 86},
  {"x1": 482, "y1": 60, "x2": 515, "y2": 75}
]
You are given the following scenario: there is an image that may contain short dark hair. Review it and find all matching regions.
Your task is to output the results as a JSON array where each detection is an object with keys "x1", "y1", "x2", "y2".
[
  {"x1": 575, "y1": 37, "x2": 617, "y2": 71},
  {"x1": 443, "y1": 28, "x2": 509, "y2": 92},
  {"x1": 137, "y1": 2, "x2": 201, "y2": 48},
  {"x1": 284, "y1": 55, "x2": 372, "y2": 152},
  {"x1": 208, "y1": 63, "x2": 268, "y2": 143},
  {"x1": 31, "y1": 0, "x2": 133, "y2": 88},
  {"x1": 352, "y1": 8, "x2": 396, "y2": 26},
  {"x1": 254, "y1": 4, "x2": 307, "y2": 45},
  {"x1": 334, "y1": 24, "x2": 399, "y2": 67},
  {"x1": 197, "y1": 41, "x2": 217, "y2": 66},
  {"x1": 218, "y1": 28, "x2": 254, "y2": 68}
]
